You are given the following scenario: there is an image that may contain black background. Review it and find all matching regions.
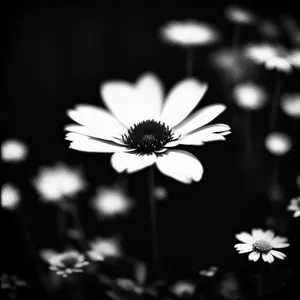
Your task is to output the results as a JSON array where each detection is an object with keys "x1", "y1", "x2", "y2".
[{"x1": 3, "y1": 2, "x2": 300, "y2": 300}]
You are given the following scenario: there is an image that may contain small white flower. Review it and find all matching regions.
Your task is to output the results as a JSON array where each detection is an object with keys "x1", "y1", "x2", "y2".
[
  {"x1": 281, "y1": 93, "x2": 300, "y2": 118},
  {"x1": 65, "y1": 73, "x2": 231, "y2": 184},
  {"x1": 265, "y1": 132, "x2": 292, "y2": 156},
  {"x1": 199, "y1": 266, "x2": 218, "y2": 277},
  {"x1": 33, "y1": 162, "x2": 86, "y2": 202},
  {"x1": 2, "y1": 183, "x2": 20, "y2": 211},
  {"x1": 245, "y1": 44, "x2": 300, "y2": 73},
  {"x1": 91, "y1": 186, "x2": 133, "y2": 219},
  {"x1": 160, "y1": 20, "x2": 220, "y2": 46},
  {"x1": 48, "y1": 250, "x2": 89, "y2": 277},
  {"x1": 87, "y1": 237, "x2": 121, "y2": 260},
  {"x1": 224, "y1": 5, "x2": 256, "y2": 25},
  {"x1": 287, "y1": 197, "x2": 300, "y2": 218},
  {"x1": 153, "y1": 186, "x2": 168, "y2": 201},
  {"x1": 170, "y1": 280, "x2": 196, "y2": 298},
  {"x1": 233, "y1": 82, "x2": 268, "y2": 110},
  {"x1": 2, "y1": 139, "x2": 28, "y2": 163},
  {"x1": 234, "y1": 229, "x2": 289, "y2": 263}
]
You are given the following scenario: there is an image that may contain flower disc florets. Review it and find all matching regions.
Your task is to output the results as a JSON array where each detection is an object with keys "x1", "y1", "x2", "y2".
[
  {"x1": 122, "y1": 119, "x2": 174, "y2": 154},
  {"x1": 253, "y1": 240, "x2": 272, "y2": 253}
]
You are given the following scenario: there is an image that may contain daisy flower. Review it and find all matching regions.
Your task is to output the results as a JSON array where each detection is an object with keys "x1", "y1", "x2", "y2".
[
  {"x1": 48, "y1": 250, "x2": 89, "y2": 277},
  {"x1": 244, "y1": 44, "x2": 300, "y2": 73},
  {"x1": 90, "y1": 186, "x2": 133, "y2": 219},
  {"x1": 65, "y1": 73, "x2": 231, "y2": 184},
  {"x1": 234, "y1": 229, "x2": 289, "y2": 263},
  {"x1": 281, "y1": 93, "x2": 300, "y2": 118},
  {"x1": 33, "y1": 162, "x2": 86, "y2": 202},
  {"x1": 2, "y1": 183, "x2": 20, "y2": 211},
  {"x1": 265, "y1": 132, "x2": 292, "y2": 156},
  {"x1": 199, "y1": 266, "x2": 218, "y2": 277},
  {"x1": 287, "y1": 196, "x2": 300, "y2": 218},
  {"x1": 233, "y1": 81, "x2": 268, "y2": 110},
  {"x1": 2, "y1": 139, "x2": 28, "y2": 163},
  {"x1": 224, "y1": 5, "x2": 257, "y2": 25},
  {"x1": 170, "y1": 280, "x2": 196, "y2": 298},
  {"x1": 87, "y1": 237, "x2": 121, "y2": 260},
  {"x1": 160, "y1": 20, "x2": 220, "y2": 47}
]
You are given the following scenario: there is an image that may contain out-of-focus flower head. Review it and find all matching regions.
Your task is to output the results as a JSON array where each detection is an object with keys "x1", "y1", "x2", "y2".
[
  {"x1": 0, "y1": 273, "x2": 27, "y2": 299},
  {"x1": 211, "y1": 47, "x2": 255, "y2": 84},
  {"x1": 199, "y1": 266, "x2": 218, "y2": 277},
  {"x1": 224, "y1": 5, "x2": 257, "y2": 25},
  {"x1": 90, "y1": 186, "x2": 133, "y2": 219},
  {"x1": 33, "y1": 162, "x2": 86, "y2": 202},
  {"x1": 47, "y1": 250, "x2": 89, "y2": 277},
  {"x1": 265, "y1": 132, "x2": 292, "y2": 156},
  {"x1": 219, "y1": 272, "x2": 241, "y2": 300},
  {"x1": 105, "y1": 261, "x2": 160, "y2": 299},
  {"x1": 159, "y1": 20, "x2": 221, "y2": 47},
  {"x1": 245, "y1": 43, "x2": 300, "y2": 73},
  {"x1": 2, "y1": 183, "x2": 20, "y2": 211},
  {"x1": 2, "y1": 139, "x2": 28, "y2": 163},
  {"x1": 234, "y1": 229, "x2": 289, "y2": 263},
  {"x1": 153, "y1": 186, "x2": 168, "y2": 201},
  {"x1": 233, "y1": 81, "x2": 268, "y2": 110},
  {"x1": 258, "y1": 20, "x2": 280, "y2": 40},
  {"x1": 287, "y1": 197, "x2": 300, "y2": 218},
  {"x1": 87, "y1": 237, "x2": 121, "y2": 260},
  {"x1": 281, "y1": 93, "x2": 300, "y2": 118},
  {"x1": 66, "y1": 73, "x2": 231, "y2": 184},
  {"x1": 170, "y1": 280, "x2": 196, "y2": 298}
]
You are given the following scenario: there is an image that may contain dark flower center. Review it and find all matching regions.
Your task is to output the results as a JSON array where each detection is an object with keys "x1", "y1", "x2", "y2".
[
  {"x1": 61, "y1": 255, "x2": 79, "y2": 268},
  {"x1": 253, "y1": 240, "x2": 272, "y2": 253},
  {"x1": 122, "y1": 120, "x2": 174, "y2": 154}
]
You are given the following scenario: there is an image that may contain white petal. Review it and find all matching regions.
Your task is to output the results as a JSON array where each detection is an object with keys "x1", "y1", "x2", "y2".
[
  {"x1": 235, "y1": 232, "x2": 255, "y2": 244},
  {"x1": 66, "y1": 134, "x2": 128, "y2": 153},
  {"x1": 65, "y1": 125, "x2": 125, "y2": 143},
  {"x1": 156, "y1": 150, "x2": 203, "y2": 183},
  {"x1": 111, "y1": 152, "x2": 156, "y2": 174},
  {"x1": 238, "y1": 248, "x2": 253, "y2": 253},
  {"x1": 262, "y1": 253, "x2": 273, "y2": 263},
  {"x1": 67, "y1": 105, "x2": 125, "y2": 139},
  {"x1": 135, "y1": 73, "x2": 164, "y2": 120},
  {"x1": 248, "y1": 251, "x2": 260, "y2": 261},
  {"x1": 234, "y1": 243, "x2": 253, "y2": 250},
  {"x1": 160, "y1": 79, "x2": 208, "y2": 128},
  {"x1": 272, "y1": 242, "x2": 290, "y2": 249},
  {"x1": 173, "y1": 104, "x2": 226, "y2": 136},
  {"x1": 179, "y1": 133, "x2": 226, "y2": 145},
  {"x1": 270, "y1": 250, "x2": 286, "y2": 259},
  {"x1": 177, "y1": 123, "x2": 230, "y2": 145},
  {"x1": 271, "y1": 236, "x2": 288, "y2": 244},
  {"x1": 251, "y1": 229, "x2": 265, "y2": 240},
  {"x1": 100, "y1": 81, "x2": 140, "y2": 128}
]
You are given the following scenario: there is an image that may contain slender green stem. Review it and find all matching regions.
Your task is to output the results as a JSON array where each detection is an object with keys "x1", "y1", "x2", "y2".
[
  {"x1": 148, "y1": 166, "x2": 160, "y2": 279},
  {"x1": 185, "y1": 47, "x2": 194, "y2": 77}
]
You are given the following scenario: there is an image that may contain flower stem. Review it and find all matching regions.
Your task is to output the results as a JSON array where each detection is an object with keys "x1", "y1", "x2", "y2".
[
  {"x1": 69, "y1": 203, "x2": 89, "y2": 251},
  {"x1": 269, "y1": 72, "x2": 282, "y2": 131},
  {"x1": 185, "y1": 47, "x2": 194, "y2": 77},
  {"x1": 232, "y1": 24, "x2": 241, "y2": 55},
  {"x1": 148, "y1": 165, "x2": 160, "y2": 279},
  {"x1": 255, "y1": 262, "x2": 266, "y2": 299},
  {"x1": 245, "y1": 111, "x2": 252, "y2": 163}
]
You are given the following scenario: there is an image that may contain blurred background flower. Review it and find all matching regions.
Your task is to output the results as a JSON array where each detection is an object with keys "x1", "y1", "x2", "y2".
[
  {"x1": 33, "y1": 162, "x2": 86, "y2": 202},
  {"x1": 2, "y1": 183, "x2": 20, "y2": 211},
  {"x1": 2, "y1": 139, "x2": 28, "y2": 163}
]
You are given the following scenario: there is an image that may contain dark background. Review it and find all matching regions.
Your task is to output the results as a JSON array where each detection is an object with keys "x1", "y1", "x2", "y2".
[{"x1": 3, "y1": 2, "x2": 300, "y2": 300}]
